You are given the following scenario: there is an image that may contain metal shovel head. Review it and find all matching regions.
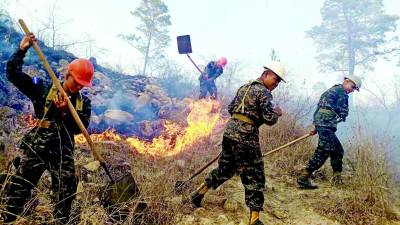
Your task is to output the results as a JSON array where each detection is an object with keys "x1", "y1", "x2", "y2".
[
  {"x1": 102, "y1": 174, "x2": 141, "y2": 206},
  {"x1": 101, "y1": 173, "x2": 147, "y2": 222},
  {"x1": 177, "y1": 35, "x2": 192, "y2": 54}
]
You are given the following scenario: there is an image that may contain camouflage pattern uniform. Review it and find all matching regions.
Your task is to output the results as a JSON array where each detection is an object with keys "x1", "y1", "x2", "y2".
[
  {"x1": 2, "y1": 49, "x2": 91, "y2": 223},
  {"x1": 306, "y1": 84, "x2": 348, "y2": 173},
  {"x1": 199, "y1": 61, "x2": 223, "y2": 99},
  {"x1": 204, "y1": 79, "x2": 279, "y2": 211}
]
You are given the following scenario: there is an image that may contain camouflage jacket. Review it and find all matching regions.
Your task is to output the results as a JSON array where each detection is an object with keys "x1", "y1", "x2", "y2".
[
  {"x1": 6, "y1": 49, "x2": 91, "y2": 148},
  {"x1": 199, "y1": 61, "x2": 223, "y2": 81},
  {"x1": 313, "y1": 84, "x2": 349, "y2": 128},
  {"x1": 224, "y1": 79, "x2": 279, "y2": 147}
]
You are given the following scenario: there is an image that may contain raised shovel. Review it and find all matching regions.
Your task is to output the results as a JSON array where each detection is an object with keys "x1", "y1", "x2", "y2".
[{"x1": 177, "y1": 35, "x2": 204, "y2": 74}]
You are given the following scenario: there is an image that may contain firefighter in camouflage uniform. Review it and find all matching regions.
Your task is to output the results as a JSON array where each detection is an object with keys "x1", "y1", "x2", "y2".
[
  {"x1": 297, "y1": 75, "x2": 362, "y2": 189},
  {"x1": 191, "y1": 61, "x2": 286, "y2": 225},
  {"x1": 1, "y1": 34, "x2": 94, "y2": 224}
]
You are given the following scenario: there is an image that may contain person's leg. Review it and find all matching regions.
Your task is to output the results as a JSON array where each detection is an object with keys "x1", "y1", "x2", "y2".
[
  {"x1": 49, "y1": 146, "x2": 77, "y2": 224},
  {"x1": 306, "y1": 127, "x2": 334, "y2": 172},
  {"x1": 191, "y1": 137, "x2": 236, "y2": 207},
  {"x1": 3, "y1": 155, "x2": 45, "y2": 222},
  {"x1": 199, "y1": 80, "x2": 208, "y2": 99},
  {"x1": 237, "y1": 143, "x2": 265, "y2": 225},
  {"x1": 298, "y1": 126, "x2": 334, "y2": 189},
  {"x1": 330, "y1": 132, "x2": 344, "y2": 185},
  {"x1": 208, "y1": 81, "x2": 218, "y2": 100}
]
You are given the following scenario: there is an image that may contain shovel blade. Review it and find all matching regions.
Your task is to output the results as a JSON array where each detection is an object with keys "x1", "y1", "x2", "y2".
[
  {"x1": 102, "y1": 174, "x2": 140, "y2": 205},
  {"x1": 177, "y1": 35, "x2": 192, "y2": 54},
  {"x1": 102, "y1": 174, "x2": 147, "y2": 222}
]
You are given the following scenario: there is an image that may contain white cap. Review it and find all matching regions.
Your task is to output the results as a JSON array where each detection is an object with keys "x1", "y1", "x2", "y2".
[
  {"x1": 264, "y1": 61, "x2": 286, "y2": 82},
  {"x1": 344, "y1": 75, "x2": 362, "y2": 91}
]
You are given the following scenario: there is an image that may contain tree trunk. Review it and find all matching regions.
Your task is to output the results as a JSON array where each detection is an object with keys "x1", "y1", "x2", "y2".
[
  {"x1": 142, "y1": 31, "x2": 152, "y2": 76},
  {"x1": 343, "y1": 3, "x2": 355, "y2": 76},
  {"x1": 343, "y1": 3, "x2": 355, "y2": 106}
]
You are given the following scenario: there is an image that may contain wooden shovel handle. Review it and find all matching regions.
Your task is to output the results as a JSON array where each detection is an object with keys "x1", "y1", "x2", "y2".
[
  {"x1": 186, "y1": 54, "x2": 204, "y2": 74},
  {"x1": 263, "y1": 133, "x2": 312, "y2": 157}
]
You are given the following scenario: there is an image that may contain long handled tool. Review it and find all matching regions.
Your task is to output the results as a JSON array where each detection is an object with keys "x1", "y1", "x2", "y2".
[
  {"x1": 18, "y1": 19, "x2": 115, "y2": 183},
  {"x1": 177, "y1": 35, "x2": 204, "y2": 74},
  {"x1": 262, "y1": 133, "x2": 311, "y2": 157},
  {"x1": 174, "y1": 133, "x2": 312, "y2": 193}
]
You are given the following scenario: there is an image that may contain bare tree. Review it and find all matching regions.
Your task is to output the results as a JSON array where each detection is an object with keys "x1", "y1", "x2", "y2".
[{"x1": 119, "y1": 0, "x2": 171, "y2": 76}]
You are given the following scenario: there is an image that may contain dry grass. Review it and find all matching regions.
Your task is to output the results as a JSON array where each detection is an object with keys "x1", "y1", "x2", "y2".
[
  {"x1": 1, "y1": 102, "x2": 399, "y2": 224},
  {"x1": 316, "y1": 133, "x2": 400, "y2": 225}
]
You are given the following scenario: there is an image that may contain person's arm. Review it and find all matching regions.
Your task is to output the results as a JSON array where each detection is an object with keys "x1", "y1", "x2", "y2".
[
  {"x1": 6, "y1": 51, "x2": 42, "y2": 100},
  {"x1": 259, "y1": 89, "x2": 280, "y2": 125},
  {"x1": 210, "y1": 68, "x2": 223, "y2": 81},
  {"x1": 336, "y1": 91, "x2": 349, "y2": 121},
  {"x1": 6, "y1": 34, "x2": 42, "y2": 100}
]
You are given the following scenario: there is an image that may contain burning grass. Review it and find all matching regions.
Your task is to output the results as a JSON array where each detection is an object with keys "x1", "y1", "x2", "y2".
[{"x1": 76, "y1": 99, "x2": 225, "y2": 157}]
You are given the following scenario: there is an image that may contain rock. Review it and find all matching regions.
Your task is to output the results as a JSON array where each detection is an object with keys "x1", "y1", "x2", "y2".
[
  {"x1": 193, "y1": 207, "x2": 206, "y2": 217},
  {"x1": 94, "y1": 71, "x2": 111, "y2": 86},
  {"x1": 176, "y1": 159, "x2": 186, "y2": 168},
  {"x1": 265, "y1": 181, "x2": 275, "y2": 192},
  {"x1": 103, "y1": 109, "x2": 134, "y2": 125},
  {"x1": 83, "y1": 161, "x2": 100, "y2": 172},
  {"x1": 217, "y1": 215, "x2": 229, "y2": 224},
  {"x1": 238, "y1": 220, "x2": 248, "y2": 225},
  {"x1": 138, "y1": 120, "x2": 154, "y2": 137},
  {"x1": 90, "y1": 114, "x2": 102, "y2": 126},
  {"x1": 176, "y1": 215, "x2": 196, "y2": 225},
  {"x1": 135, "y1": 93, "x2": 151, "y2": 110},
  {"x1": 76, "y1": 181, "x2": 84, "y2": 200},
  {"x1": 199, "y1": 217, "x2": 214, "y2": 225},
  {"x1": 167, "y1": 196, "x2": 183, "y2": 205},
  {"x1": 223, "y1": 198, "x2": 239, "y2": 211},
  {"x1": 146, "y1": 84, "x2": 162, "y2": 93},
  {"x1": 59, "y1": 59, "x2": 69, "y2": 67}
]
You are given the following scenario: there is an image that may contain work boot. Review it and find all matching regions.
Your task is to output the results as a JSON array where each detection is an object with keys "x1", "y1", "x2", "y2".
[
  {"x1": 249, "y1": 210, "x2": 264, "y2": 225},
  {"x1": 297, "y1": 170, "x2": 318, "y2": 189},
  {"x1": 190, "y1": 183, "x2": 208, "y2": 207},
  {"x1": 250, "y1": 219, "x2": 264, "y2": 225},
  {"x1": 331, "y1": 172, "x2": 344, "y2": 186}
]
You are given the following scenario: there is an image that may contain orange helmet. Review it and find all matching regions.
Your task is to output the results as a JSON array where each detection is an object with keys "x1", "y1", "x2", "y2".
[
  {"x1": 217, "y1": 57, "x2": 227, "y2": 67},
  {"x1": 67, "y1": 58, "x2": 94, "y2": 87}
]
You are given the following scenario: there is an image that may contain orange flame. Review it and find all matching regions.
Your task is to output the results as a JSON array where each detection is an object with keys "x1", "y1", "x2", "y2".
[
  {"x1": 126, "y1": 99, "x2": 222, "y2": 157},
  {"x1": 74, "y1": 99, "x2": 225, "y2": 157},
  {"x1": 75, "y1": 128, "x2": 122, "y2": 144}
]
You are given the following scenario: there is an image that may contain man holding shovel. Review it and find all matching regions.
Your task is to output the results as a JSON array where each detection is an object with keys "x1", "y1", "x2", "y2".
[
  {"x1": 297, "y1": 76, "x2": 362, "y2": 189},
  {"x1": 2, "y1": 33, "x2": 93, "y2": 224},
  {"x1": 190, "y1": 61, "x2": 286, "y2": 225},
  {"x1": 199, "y1": 57, "x2": 227, "y2": 99}
]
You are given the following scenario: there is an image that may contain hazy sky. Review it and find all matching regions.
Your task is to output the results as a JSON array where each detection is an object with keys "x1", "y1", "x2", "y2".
[{"x1": 4, "y1": 0, "x2": 400, "y2": 105}]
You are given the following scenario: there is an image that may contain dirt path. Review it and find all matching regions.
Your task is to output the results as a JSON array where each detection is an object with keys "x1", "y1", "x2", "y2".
[{"x1": 176, "y1": 174, "x2": 399, "y2": 225}]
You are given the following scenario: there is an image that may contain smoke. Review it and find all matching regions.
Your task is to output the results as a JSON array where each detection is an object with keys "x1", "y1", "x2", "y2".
[{"x1": 107, "y1": 90, "x2": 136, "y2": 113}]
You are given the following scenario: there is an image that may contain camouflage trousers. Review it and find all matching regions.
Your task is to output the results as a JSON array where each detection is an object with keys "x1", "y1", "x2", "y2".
[
  {"x1": 306, "y1": 126, "x2": 344, "y2": 173},
  {"x1": 199, "y1": 79, "x2": 218, "y2": 99},
  {"x1": 204, "y1": 136, "x2": 265, "y2": 211},
  {"x1": 2, "y1": 128, "x2": 77, "y2": 224}
]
